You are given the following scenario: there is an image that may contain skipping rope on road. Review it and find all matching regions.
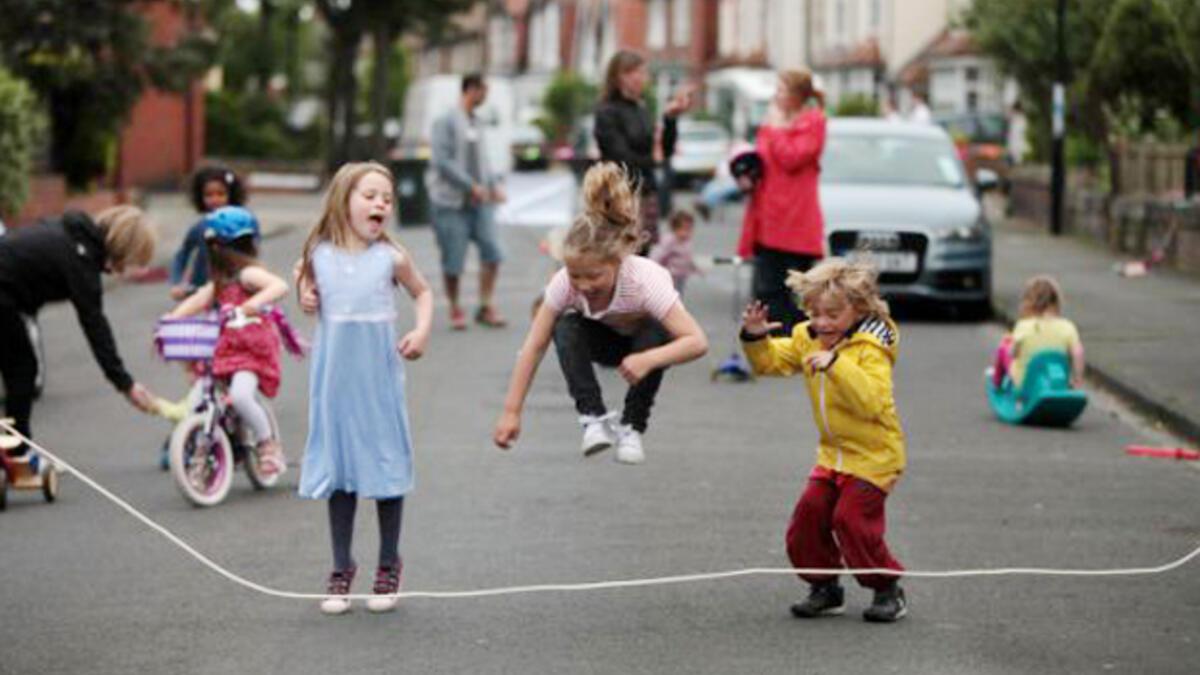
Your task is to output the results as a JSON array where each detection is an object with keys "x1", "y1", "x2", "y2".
[{"x1": 3, "y1": 421, "x2": 1198, "y2": 602}]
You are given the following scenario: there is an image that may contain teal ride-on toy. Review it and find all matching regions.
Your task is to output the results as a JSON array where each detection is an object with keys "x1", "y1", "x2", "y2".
[{"x1": 986, "y1": 351, "x2": 1087, "y2": 427}]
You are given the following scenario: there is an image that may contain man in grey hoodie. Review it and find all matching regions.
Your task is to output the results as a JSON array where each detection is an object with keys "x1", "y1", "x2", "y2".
[{"x1": 427, "y1": 73, "x2": 507, "y2": 330}]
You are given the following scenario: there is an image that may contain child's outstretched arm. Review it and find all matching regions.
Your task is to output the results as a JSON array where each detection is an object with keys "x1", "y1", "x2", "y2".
[
  {"x1": 166, "y1": 283, "x2": 215, "y2": 318},
  {"x1": 494, "y1": 302, "x2": 559, "y2": 449},
  {"x1": 617, "y1": 302, "x2": 708, "y2": 385},
  {"x1": 739, "y1": 301, "x2": 806, "y2": 376},
  {"x1": 237, "y1": 265, "x2": 289, "y2": 315},
  {"x1": 392, "y1": 248, "x2": 433, "y2": 360}
]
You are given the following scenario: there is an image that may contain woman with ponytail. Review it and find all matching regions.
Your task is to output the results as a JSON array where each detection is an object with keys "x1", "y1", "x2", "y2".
[
  {"x1": 737, "y1": 68, "x2": 828, "y2": 335},
  {"x1": 493, "y1": 163, "x2": 708, "y2": 465}
]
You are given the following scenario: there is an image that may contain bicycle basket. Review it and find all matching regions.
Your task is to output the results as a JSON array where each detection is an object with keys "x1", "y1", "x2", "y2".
[{"x1": 156, "y1": 314, "x2": 221, "y2": 361}]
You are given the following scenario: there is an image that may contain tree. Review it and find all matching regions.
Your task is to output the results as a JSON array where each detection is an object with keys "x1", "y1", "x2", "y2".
[
  {"x1": 0, "y1": 67, "x2": 44, "y2": 218},
  {"x1": 964, "y1": 0, "x2": 1117, "y2": 160},
  {"x1": 0, "y1": 1, "x2": 214, "y2": 188},
  {"x1": 1088, "y1": 0, "x2": 1196, "y2": 139}
]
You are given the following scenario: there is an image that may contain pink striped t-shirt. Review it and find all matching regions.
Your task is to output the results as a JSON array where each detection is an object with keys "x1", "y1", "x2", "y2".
[{"x1": 543, "y1": 255, "x2": 680, "y2": 335}]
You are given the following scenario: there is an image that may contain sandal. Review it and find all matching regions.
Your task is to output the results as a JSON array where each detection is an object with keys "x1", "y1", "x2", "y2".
[
  {"x1": 256, "y1": 439, "x2": 287, "y2": 477},
  {"x1": 449, "y1": 306, "x2": 468, "y2": 331},
  {"x1": 475, "y1": 305, "x2": 507, "y2": 328}
]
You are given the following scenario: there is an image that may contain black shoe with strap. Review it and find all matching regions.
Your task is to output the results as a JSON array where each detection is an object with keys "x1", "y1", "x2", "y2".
[
  {"x1": 863, "y1": 584, "x2": 907, "y2": 623},
  {"x1": 790, "y1": 582, "x2": 846, "y2": 618}
]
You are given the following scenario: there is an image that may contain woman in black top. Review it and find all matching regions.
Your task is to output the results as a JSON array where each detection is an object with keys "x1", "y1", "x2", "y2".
[
  {"x1": 593, "y1": 50, "x2": 693, "y2": 253},
  {"x1": 0, "y1": 207, "x2": 159, "y2": 452}
]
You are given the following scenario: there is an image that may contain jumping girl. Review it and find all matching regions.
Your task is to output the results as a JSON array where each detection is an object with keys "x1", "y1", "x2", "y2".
[
  {"x1": 493, "y1": 162, "x2": 708, "y2": 464},
  {"x1": 295, "y1": 162, "x2": 433, "y2": 615}
]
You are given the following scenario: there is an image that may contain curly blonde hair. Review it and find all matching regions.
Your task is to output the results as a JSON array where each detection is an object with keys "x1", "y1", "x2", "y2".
[
  {"x1": 785, "y1": 257, "x2": 890, "y2": 320},
  {"x1": 560, "y1": 162, "x2": 643, "y2": 263},
  {"x1": 1019, "y1": 275, "x2": 1063, "y2": 317}
]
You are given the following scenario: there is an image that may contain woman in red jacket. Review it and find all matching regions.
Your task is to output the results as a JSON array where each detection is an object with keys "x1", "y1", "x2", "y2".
[{"x1": 737, "y1": 69, "x2": 827, "y2": 334}]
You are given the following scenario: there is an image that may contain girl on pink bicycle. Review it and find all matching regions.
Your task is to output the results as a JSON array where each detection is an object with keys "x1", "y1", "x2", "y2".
[{"x1": 165, "y1": 206, "x2": 289, "y2": 476}]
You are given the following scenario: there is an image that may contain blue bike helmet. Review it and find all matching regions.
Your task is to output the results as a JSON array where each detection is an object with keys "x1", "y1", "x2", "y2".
[{"x1": 203, "y1": 205, "x2": 260, "y2": 243}]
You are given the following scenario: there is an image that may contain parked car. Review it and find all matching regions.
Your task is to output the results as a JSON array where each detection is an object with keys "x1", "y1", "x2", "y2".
[
  {"x1": 671, "y1": 118, "x2": 732, "y2": 187},
  {"x1": 511, "y1": 123, "x2": 549, "y2": 171},
  {"x1": 821, "y1": 118, "x2": 995, "y2": 317},
  {"x1": 934, "y1": 112, "x2": 1009, "y2": 180}
]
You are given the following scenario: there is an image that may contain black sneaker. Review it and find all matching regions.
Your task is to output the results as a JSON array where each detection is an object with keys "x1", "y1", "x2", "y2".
[
  {"x1": 863, "y1": 585, "x2": 907, "y2": 623},
  {"x1": 789, "y1": 582, "x2": 846, "y2": 618}
]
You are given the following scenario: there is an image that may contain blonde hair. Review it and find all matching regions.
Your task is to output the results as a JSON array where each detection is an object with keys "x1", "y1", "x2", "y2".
[
  {"x1": 1019, "y1": 275, "x2": 1063, "y2": 317},
  {"x1": 298, "y1": 161, "x2": 402, "y2": 287},
  {"x1": 778, "y1": 68, "x2": 825, "y2": 109},
  {"x1": 561, "y1": 162, "x2": 642, "y2": 263},
  {"x1": 785, "y1": 257, "x2": 890, "y2": 320},
  {"x1": 95, "y1": 205, "x2": 157, "y2": 270}
]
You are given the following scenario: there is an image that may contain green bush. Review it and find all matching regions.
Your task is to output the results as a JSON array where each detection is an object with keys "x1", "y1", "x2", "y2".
[
  {"x1": 539, "y1": 71, "x2": 598, "y2": 143},
  {"x1": 834, "y1": 94, "x2": 879, "y2": 118},
  {"x1": 205, "y1": 90, "x2": 320, "y2": 160},
  {"x1": 0, "y1": 67, "x2": 43, "y2": 218}
]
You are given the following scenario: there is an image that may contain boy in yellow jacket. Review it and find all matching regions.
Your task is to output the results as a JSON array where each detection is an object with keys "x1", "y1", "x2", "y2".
[{"x1": 740, "y1": 258, "x2": 907, "y2": 622}]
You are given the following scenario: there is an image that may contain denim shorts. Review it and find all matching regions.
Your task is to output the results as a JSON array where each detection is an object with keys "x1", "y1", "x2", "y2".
[{"x1": 431, "y1": 204, "x2": 504, "y2": 276}]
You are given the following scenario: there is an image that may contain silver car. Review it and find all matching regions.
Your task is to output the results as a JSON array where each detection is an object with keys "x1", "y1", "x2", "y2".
[{"x1": 821, "y1": 118, "x2": 994, "y2": 316}]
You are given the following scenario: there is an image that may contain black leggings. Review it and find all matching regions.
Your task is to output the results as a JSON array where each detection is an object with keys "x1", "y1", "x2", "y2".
[
  {"x1": 327, "y1": 490, "x2": 404, "y2": 572},
  {"x1": 0, "y1": 305, "x2": 36, "y2": 454},
  {"x1": 552, "y1": 313, "x2": 668, "y2": 433}
]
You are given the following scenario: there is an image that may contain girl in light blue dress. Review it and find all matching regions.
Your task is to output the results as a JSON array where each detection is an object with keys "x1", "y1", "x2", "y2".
[{"x1": 296, "y1": 162, "x2": 433, "y2": 615}]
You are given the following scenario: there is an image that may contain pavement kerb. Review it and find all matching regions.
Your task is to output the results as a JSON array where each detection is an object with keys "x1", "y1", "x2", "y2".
[{"x1": 990, "y1": 298, "x2": 1200, "y2": 445}]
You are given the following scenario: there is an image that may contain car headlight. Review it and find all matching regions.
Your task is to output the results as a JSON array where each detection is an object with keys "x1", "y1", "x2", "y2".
[{"x1": 933, "y1": 221, "x2": 986, "y2": 242}]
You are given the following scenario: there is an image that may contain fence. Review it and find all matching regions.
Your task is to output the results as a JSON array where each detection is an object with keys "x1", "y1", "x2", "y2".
[{"x1": 1112, "y1": 142, "x2": 1191, "y2": 197}]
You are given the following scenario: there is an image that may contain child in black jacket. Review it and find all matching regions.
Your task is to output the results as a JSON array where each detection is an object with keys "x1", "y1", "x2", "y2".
[{"x1": 0, "y1": 207, "x2": 159, "y2": 451}]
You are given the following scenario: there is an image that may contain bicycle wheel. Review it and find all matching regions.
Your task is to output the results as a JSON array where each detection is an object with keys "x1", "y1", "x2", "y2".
[
  {"x1": 169, "y1": 414, "x2": 234, "y2": 507},
  {"x1": 242, "y1": 402, "x2": 282, "y2": 490}
]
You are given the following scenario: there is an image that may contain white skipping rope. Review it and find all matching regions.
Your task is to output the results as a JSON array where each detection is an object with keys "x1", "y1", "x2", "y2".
[{"x1": 4, "y1": 422, "x2": 1199, "y2": 602}]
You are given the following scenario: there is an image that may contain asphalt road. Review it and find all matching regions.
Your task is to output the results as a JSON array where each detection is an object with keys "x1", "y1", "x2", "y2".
[{"x1": 2, "y1": 185, "x2": 1198, "y2": 675}]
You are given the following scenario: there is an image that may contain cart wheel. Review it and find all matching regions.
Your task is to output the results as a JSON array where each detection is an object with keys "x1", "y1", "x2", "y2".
[
  {"x1": 41, "y1": 467, "x2": 58, "y2": 502},
  {"x1": 0, "y1": 468, "x2": 8, "y2": 511}
]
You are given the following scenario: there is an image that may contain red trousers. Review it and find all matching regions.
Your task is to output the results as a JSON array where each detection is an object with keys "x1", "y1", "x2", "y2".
[{"x1": 785, "y1": 472, "x2": 904, "y2": 590}]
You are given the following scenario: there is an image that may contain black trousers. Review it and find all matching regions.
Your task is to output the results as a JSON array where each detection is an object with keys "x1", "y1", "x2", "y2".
[
  {"x1": 752, "y1": 245, "x2": 819, "y2": 336},
  {"x1": 552, "y1": 313, "x2": 668, "y2": 433},
  {"x1": 0, "y1": 304, "x2": 36, "y2": 454}
]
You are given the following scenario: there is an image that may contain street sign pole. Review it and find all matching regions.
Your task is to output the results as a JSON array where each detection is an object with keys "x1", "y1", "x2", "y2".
[{"x1": 1050, "y1": 0, "x2": 1067, "y2": 236}]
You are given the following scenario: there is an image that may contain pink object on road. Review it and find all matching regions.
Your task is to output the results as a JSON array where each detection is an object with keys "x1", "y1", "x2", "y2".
[{"x1": 1125, "y1": 445, "x2": 1200, "y2": 460}]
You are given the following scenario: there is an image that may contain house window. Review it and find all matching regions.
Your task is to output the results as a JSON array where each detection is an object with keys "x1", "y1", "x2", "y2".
[
  {"x1": 836, "y1": 0, "x2": 846, "y2": 36},
  {"x1": 869, "y1": 0, "x2": 882, "y2": 29},
  {"x1": 648, "y1": 0, "x2": 668, "y2": 49},
  {"x1": 965, "y1": 66, "x2": 978, "y2": 82},
  {"x1": 672, "y1": 0, "x2": 691, "y2": 46}
]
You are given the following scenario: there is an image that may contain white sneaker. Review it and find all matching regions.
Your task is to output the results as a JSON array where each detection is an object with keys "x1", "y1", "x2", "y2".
[
  {"x1": 320, "y1": 596, "x2": 352, "y2": 616},
  {"x1": 614, "y1": 424, "x2": 645, "y2": 465},
  {"x1": 580, "y1": 414, "x2": 617, "y2": 457},
  {"x1": 319, "y1": 568, "x2": 355, "y2": 616}
]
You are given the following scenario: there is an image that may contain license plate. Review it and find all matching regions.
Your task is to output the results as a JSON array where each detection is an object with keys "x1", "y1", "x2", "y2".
[{"x1": 850, "y1": 251, "x2": 918, "y2": 273}]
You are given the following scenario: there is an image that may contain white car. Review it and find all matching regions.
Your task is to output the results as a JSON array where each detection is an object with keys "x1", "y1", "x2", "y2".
[
  {"x1": 821, "y1": 118, "x2": 996, "y2": 318},
  {"x1": 671, "y1": 119, "x2": 731, "y2": 186}
]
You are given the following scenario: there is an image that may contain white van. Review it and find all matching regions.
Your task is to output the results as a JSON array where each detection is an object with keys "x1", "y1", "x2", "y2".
[{"x1": 399, "y1": 74, "x2": 515, "y2": 176}]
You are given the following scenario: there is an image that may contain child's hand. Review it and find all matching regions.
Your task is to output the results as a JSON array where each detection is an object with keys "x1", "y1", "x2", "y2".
[
  {"x1": 618, "y1": 352, "x2": 656, "y2": 385},
  {"x1": 493, "y1": 411, "x2": 521, "y2": 450},
  {"x1": 805, "y1": 350, "x2": 837, "y2": 372},
  {"x1": 741, "y1": 301, "x2": 781, "y2": 337},
  {"x1": 396, "y1": 330, "x2": 428, "y2": 360},
  {"x1": 299, "y1": 285, "x2": 320, "y2": 315}
]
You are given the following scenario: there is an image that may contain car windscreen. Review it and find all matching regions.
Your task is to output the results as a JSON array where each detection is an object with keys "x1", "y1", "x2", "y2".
[{"x1": 822, "y1": 134, "x2": 965, "y2": 188}]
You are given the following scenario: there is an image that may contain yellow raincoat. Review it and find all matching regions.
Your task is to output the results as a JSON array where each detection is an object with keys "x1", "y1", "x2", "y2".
[{"x1": 742, "y1": 316, "x2": 906, "y2": 491}]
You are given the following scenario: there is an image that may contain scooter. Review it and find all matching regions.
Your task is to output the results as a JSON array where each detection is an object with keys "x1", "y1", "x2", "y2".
[{"x1": 0, "y1": 418, "x2": 60, "y2": 510}]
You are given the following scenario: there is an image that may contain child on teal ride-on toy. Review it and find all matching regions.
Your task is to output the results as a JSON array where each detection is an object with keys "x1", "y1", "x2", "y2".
[{"x1": 987, "y1": 275, "x2": 1087, "y2": 427}]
